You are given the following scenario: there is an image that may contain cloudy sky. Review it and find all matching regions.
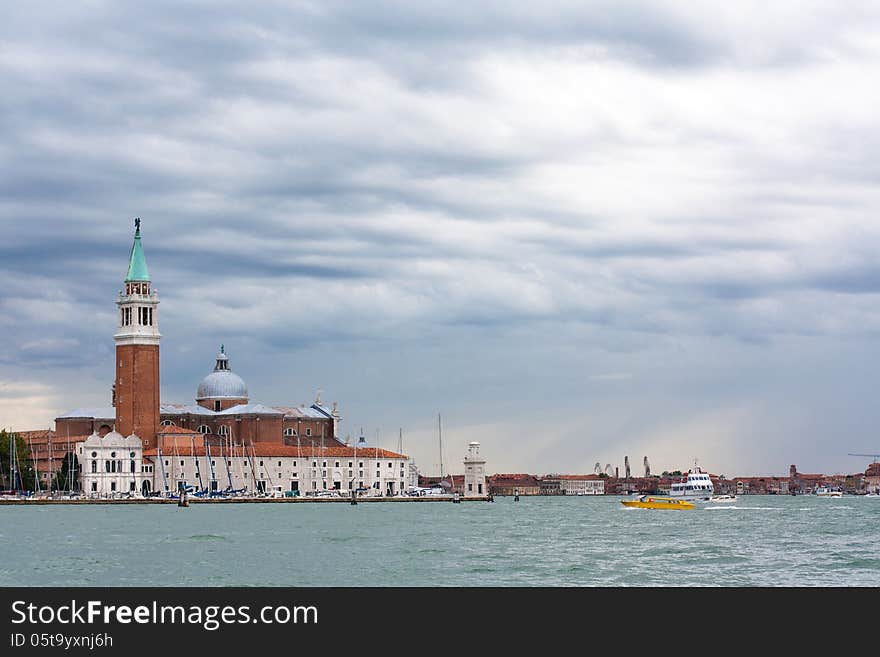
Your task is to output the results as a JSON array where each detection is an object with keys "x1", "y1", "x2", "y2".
[{"x1": 2, "y1": 1, "x2": 880, "y2": 477}]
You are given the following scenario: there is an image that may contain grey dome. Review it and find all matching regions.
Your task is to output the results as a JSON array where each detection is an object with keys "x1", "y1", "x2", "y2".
[{"x1": 196, "y1": 347, "x2": 248, "y2": 401}]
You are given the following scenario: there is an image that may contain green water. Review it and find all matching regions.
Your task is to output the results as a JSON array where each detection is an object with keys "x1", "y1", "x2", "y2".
[{"x1": 1, "y1": 496, "x2": 878, "y2": 586}]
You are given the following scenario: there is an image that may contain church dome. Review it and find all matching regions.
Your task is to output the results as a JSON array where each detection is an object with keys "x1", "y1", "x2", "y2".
[{"x1": 196, "y1": 346, "x2": 248, "y2": 401}]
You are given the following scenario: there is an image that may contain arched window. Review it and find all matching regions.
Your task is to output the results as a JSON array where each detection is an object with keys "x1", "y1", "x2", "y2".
[
  {"x1": 197, "y1": 425, "x2": 211, "y2": 434},
  {"x1": 91, "y1": 461, "x2": 97, "y2": 473},
  {"x1": 217, "y1": 425, "x2": 229, "y2": 436},
  {"x1": 130, "y1": 460, "x2": 135, "y2": 473},
  {"x1": 283, "y1": 428, "x2": 296, "y2": 437},
  {"x1": 160, "y1": 420, "x2": 175, "y2": 427},
  {"x1": 105, "y1": 460, "x2": 111, "y2": 472}
]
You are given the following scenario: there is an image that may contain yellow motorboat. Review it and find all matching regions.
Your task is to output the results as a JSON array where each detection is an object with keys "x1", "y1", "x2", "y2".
[{"x1": 621, "y1": 495, "x2": 695, "y2": 510}]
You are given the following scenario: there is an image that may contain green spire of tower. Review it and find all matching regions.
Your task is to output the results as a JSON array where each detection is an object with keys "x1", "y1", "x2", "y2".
[{"x1": 125, "y1": 217, "x2": 151, "y2": 282}]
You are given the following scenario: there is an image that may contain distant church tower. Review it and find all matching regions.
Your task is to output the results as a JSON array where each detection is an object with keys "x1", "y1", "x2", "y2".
[{"x1": 113, "y1": 219, "x2": 161, "y2": 448}]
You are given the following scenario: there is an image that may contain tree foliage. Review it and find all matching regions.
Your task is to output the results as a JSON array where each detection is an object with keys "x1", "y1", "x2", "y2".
[
  {"x1": 0, "y1": 429, "x2": 37, "y2": 492},
  {"x1": 53, "y1": 451, "x2": 80, "y2": 492}
]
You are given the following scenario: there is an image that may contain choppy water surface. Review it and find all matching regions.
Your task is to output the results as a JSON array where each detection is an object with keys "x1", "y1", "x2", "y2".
[{"x1": 1, "y1": 496, "x2": 878, "y2": 586}]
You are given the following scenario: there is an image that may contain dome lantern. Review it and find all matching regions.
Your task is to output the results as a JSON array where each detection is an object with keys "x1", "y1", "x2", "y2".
[{"x1": 196, "y1": 346, "x2": 249, "y2": 409}]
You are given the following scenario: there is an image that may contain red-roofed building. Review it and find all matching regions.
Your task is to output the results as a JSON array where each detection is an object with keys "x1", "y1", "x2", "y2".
[
  {"x1": 488, "y1": 474, "x2": 540, "y2": 496},
  {"x1": 145, "y1": 443, "x2": 409, "y2": 496},
  {"x1": 866, "y1": 462, "x2": 880, "y2": 494}
]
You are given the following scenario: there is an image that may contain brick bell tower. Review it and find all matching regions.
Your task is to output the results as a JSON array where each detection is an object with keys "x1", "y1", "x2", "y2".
[{"x1": 113, "y1": 218, "x2": 161, "y2": 448}]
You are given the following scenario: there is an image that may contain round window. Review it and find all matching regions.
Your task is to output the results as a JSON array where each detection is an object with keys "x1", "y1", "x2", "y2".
[
  {"x1": 110, "y1": 452, "x2": 116, "y2": 458},
  {"x1": 130, "y1": 452, "x2": 135, "y2": 458},
  {"x1": 91, "y1": 451, "x2": 97, "y2": 458}
]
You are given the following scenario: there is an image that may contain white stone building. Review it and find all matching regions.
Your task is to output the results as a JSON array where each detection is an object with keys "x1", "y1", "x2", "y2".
[
  {"x1": 463, "y1": 441, "x2": 488, "y2": 498},
  {"x1": 76, "y1": 431, "x2": 152, "y2": 497},
  {"x1": 555, "y1": 474, "x2": 604, "y2": 495},
  {"x1": 145, "y1": 441, "x2": 410, "y2": 496}
]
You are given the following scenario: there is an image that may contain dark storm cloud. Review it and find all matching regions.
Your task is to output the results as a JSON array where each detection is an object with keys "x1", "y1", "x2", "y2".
[{"x1": 3, "y1": 2, "x2": 880, "y2": 472}]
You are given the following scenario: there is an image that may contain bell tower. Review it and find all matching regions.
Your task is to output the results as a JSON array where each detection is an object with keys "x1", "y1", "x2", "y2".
[{"x1": 114, "y1": 218, "x2": 161, "y2": 448}]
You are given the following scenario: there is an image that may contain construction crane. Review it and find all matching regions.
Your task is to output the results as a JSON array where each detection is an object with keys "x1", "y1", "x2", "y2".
[
  {"x1": 624, "y1": 456, "x2": 631, "y2": 479},
  {"x1": 848, "y1": 453, "x2": 880, "y2": 463},
  {"x1": 604, "y1": 463, "x2": 613, "y2": 476},
  {"x1": 643, "y1": 456, "x2": 651, "y2": 477},
  {"x1": 594, "y1": 462, "x2": 602, "y2": 475}
]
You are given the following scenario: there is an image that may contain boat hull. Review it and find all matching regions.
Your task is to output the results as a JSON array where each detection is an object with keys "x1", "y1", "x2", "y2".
[{"x1": 621, "y1": 496, "x2": 694, "y2": 510}]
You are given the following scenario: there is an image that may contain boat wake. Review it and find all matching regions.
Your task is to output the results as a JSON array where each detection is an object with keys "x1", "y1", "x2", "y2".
[{"x1": 703, "y1": 505, "x2": 780, "y2": 511}]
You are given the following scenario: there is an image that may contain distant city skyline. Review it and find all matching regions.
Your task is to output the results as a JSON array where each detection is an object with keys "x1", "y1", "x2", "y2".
[{"x1": 2, "y1": 3, "x2": 880, "y2": 476}]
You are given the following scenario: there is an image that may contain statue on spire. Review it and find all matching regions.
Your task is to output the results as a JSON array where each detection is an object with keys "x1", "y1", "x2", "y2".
[{"x1": 134, "y1": 217, "x2": 141, "y2": 231}]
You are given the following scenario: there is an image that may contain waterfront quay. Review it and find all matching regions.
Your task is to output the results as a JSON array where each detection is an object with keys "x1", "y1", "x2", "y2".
[{"x1": 0, "y1": 495, "x2": 489, "y2": 505}]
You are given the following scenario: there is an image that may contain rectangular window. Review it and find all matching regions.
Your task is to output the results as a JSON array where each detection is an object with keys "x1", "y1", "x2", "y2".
[
  {"x1": 91, "y1": 482, "x2": 97, "y2": 492},
  {"x1": 278, "y1": 461, "x2": 282, "y2": 467}
]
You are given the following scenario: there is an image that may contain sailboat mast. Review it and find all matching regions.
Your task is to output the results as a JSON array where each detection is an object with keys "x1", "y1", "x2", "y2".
[
  {"x1": 438, "y1": 413, "x2": 443, "y2": 479},
  {"x1": 204, "y1": 432, "x2": 216, "y2": 493},
  {"x1": 7, "y1": 432, "x2": 12, "y2": 492},
  {"x1": 28, "y1": 435, "x2": 40, "y2": 494},
  {"x1": 158, "y1": 443, "x2": 169, "y2": 494},
  {"x1": 66, "y1": 427, "x2": 73, "y2": 493},
  {"x1": 46, "y1": 431, "x2": 52, "y2": 496},
  {"x1": 221, "y1": 435, "x2": 233, "y2": 491}
]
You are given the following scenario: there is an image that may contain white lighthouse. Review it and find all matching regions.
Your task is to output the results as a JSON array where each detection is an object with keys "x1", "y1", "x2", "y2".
[{"x1": 463, "y1": 441, "x2": 487, "y2": 498}]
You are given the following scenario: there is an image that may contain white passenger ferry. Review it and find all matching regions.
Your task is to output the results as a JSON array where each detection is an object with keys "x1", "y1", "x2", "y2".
[{"x1": 669, "y1": 465, "x2": 715, "y2": 501}]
